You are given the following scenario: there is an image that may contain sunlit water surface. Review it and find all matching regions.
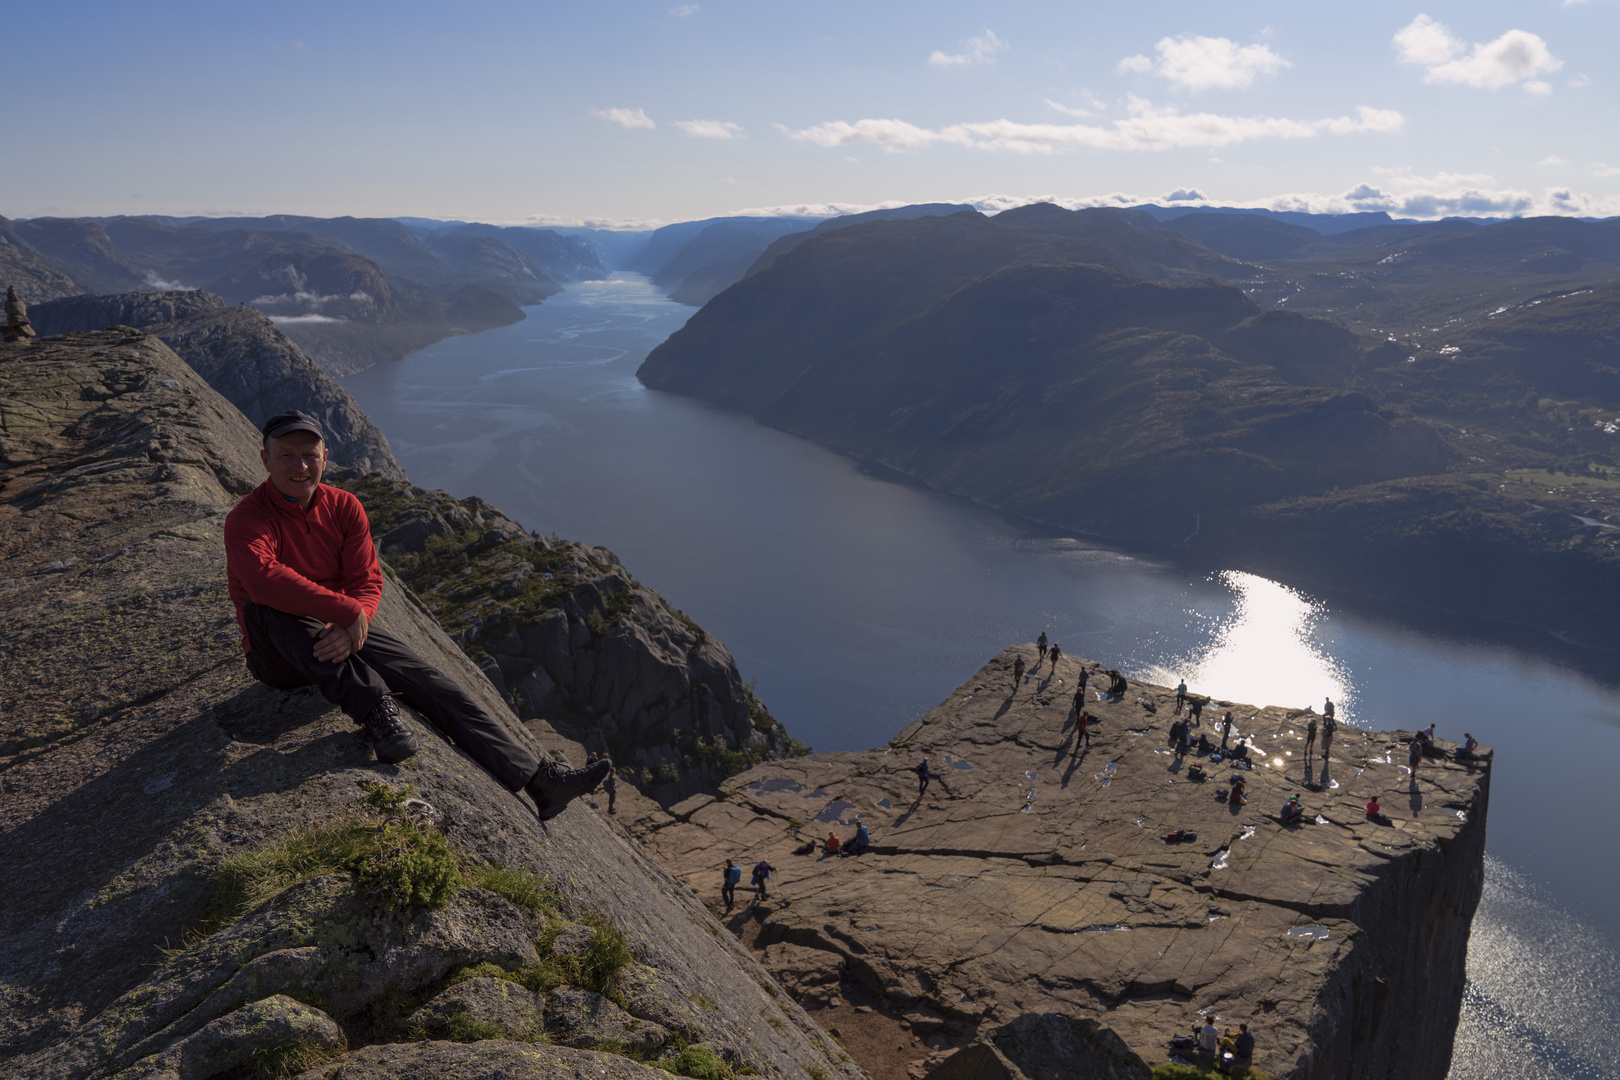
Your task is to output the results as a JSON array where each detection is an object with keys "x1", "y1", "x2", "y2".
[{"x1": 344, "y1": 274, "x2": 1620, "y2": 1078}]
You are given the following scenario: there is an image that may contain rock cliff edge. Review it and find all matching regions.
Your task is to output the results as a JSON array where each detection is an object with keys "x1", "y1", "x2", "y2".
[{"x1": 635, "y1": 650, "x2": 1491, "y2": 1080}]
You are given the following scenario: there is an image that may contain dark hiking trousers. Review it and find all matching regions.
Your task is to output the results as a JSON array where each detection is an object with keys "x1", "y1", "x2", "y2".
[{"x1": 242, "y1": 602, "x2": 539, "y2": 791}]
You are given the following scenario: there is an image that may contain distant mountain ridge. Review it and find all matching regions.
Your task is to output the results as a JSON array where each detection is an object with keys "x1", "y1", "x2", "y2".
[{"x1": 0, "y1": 214, "x2": 545, "y2": 374}]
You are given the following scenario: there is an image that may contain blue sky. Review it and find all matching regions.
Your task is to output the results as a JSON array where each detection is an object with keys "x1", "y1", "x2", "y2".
[{"x1": 3, "y1": 1, "x2": 1616, "y2": 226}]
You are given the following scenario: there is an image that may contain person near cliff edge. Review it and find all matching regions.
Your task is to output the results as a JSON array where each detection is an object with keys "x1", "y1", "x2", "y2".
[
  {"x1": 722, "y1": 859, "x2": 741, "y2": 912},
  {"x1": 751, "y1": 859, "x2": 775, "y2": 902},
  {"x1": 1048, "y1": 643, "x2": 1062, "y2": 672},
  {"x1": 1175, "y1": 679, "x2": 1188, "y2": 714},
  {"x1": 1012, "y1": 654, "x2": 1026, "y2": 690},
  {"x1": 913, "y1": 757, "x2": 932, "y2": 796},
  {"x1": 224, "y1": 410, "x2": 610, "y2": 821},
  {"x1": 1036, "y1": 631, "x2": 1048, "y2": 660},
  {"x1": 1304, "y1": 715, "x2": 1318, "y2": 761}
]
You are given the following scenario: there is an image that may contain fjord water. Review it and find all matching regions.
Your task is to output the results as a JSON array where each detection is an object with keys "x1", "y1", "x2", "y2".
[{"x1": 345, "y1": 274, "x2": 1620, "y2": 1078}]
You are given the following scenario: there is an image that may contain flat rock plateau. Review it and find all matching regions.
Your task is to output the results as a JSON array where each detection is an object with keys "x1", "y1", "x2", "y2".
[
  {"x1": 634, "y1": 650, "x2": 1491, "y2": 1080},
  {"x1": 0, "y1": 331, "x2": 855, "y2": 1080}
]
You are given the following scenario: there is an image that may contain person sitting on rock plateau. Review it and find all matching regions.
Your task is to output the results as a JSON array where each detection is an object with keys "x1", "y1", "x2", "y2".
[
  {"x1": 1280, "y1": 794, "x2": 1305, "y2": 825},
  {"x1": 224, "y1": 410, "x2": 610, "y2": 821}
]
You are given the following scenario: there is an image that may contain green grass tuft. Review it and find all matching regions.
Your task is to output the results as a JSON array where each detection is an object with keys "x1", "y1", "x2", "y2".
[
  {"x1": 444, "y1": 1013, "x2": 506, "y2": 1043},
  {"x1": 652, "y1": 1046, "x2": 735, "y2": 1079},
  {"x1": 465, "y1": 863, "x2": 563, "y2": 917}
]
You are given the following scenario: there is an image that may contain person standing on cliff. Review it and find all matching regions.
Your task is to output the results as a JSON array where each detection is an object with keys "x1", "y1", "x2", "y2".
[
  {"x1": 913, "y1": 757, "x2": 932, "y2": 796},
  {"x1": 1175, "y1": 679, "x2": 1188, "y2": 714},
  {"x1": 1075, "y1": 667, "x2": 1089, "y2": 704},
  {"x1": 1036, "y1": 632, "x2": 1048, "y2": 660},
  {"x1": 224, "y1": 411, "x2": 610, "y2": 821},
  {"x1": 1012, "y1": 654, "x2": 1026, "y2": 690},
  {"x1": 751, "y1": 859, "x2": 775, "y2": 902},
  {"x1": 1047, "y1": 643, "x2": 1062, "y2": 673},
  {"x1": 1321, "y1": 707, "x2": 1337, "y2": 762},
  {"x1": 1304, "y1": 716, "x2": 1318, "y2": 762},
  {"x1": 722, "y1": 859, "x2": 741, "y2": 912},
  {"x1": 1075, "y1": 710, "x2": 1092, "y2": 750}
]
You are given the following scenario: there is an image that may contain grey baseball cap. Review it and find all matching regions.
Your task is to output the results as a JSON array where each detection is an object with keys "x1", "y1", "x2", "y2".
[{"x1": 261, "y1": 410, "x2": 325, "y2": 444}]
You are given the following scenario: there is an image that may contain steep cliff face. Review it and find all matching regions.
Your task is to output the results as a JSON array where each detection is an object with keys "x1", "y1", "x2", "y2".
[
  {"x1": 0, "y1": 331, "x2": 858, "y2": 1080},
  {"x1": 635, "y1": 648, "x2": 1490, "y2": 1080},
  {"x1": 333, "y1": 476, "x2": 806, "y2": 806},
  {"x1": 29, "y1": 290, "x2": 405, "y2": 479}
]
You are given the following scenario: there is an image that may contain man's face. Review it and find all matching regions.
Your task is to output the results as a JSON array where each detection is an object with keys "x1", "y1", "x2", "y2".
[{"x1": 261, "y1": 431, "x2": 327, "y2": 504}]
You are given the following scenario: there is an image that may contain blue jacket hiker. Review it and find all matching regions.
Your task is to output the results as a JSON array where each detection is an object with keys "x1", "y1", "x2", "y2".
[
  {"x1": 751, "y1": 860, "x2": 775, "y2": 900},
  {"x1": 722, "y1": 859, "x2": 741, "y2": 911}
]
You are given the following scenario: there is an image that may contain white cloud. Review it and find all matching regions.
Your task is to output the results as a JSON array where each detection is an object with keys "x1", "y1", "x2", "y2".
[
  {"x1": 1045, "y1": 99, "x2": 1092, "y2": 118},
  {"x1": 1393, "y1": 14, "x2": 1460, "y2": 67},
  {"x1": 928, "y1": 30, "x2": 1008, "y2": 68},
  {"x1": 1394, "y1": 15, "x2": 1562, "y2": 91},
  {"x1": 675, "y1": 119, "x2": 743, "y2": 139},
  {"x1": 590, "y1": 106, "x2": 655, "y2": 129},
  {"x1": 1540, "y1": 155, "x2": 1568, "y2": 165},
  {"x1": 1569, "y1": 73, "x2": 1591, "y2": 88},
  {"x1": 669, "y1": 4, "x2": 698, "y2": 15},
  {"x1": 1118, "y1": 35, "x2": 1290, "y2": 92},
  {"x1": 269, "y1": 314, "x2": 347, "y2": 325},
  {"x1": 1595, "y1": 163, "x2": 1620, "y2": 177},
  {"x1": 786, "y1": 100, "x2": 1403, "y2": 154},
  {"x1": 1164, "y1": 188, "x2": 1206, "y2": 202}
]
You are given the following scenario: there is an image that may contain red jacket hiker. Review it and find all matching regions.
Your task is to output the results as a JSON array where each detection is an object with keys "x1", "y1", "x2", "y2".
[{"x1": 224, "y1": 480, "x2": 383, "y2": 652}]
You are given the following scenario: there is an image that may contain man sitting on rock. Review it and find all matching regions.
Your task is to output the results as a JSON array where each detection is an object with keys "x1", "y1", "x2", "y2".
[{"x1": 224, "y1": 410, "x2": 610, "y2": 820}]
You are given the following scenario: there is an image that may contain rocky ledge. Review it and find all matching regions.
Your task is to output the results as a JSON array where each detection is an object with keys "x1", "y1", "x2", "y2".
[
  {"x1": 634, "y1": 648, "x2": 1491, "y2": 1080},
  {"x1": 0, "y1": 331, "x2": 855, "y2": 1080}
]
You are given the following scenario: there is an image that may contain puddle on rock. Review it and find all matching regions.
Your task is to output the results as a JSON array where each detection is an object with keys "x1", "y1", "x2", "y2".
[
  {"x1": 925, "y1": 883, "x2": 945, "y2": 889},
  {"x1": 804, "y1": 787, "x2": 829, "y2": 799},
  {"x1": 1077, "y1": 924, "x2": 1132, "y2": 933},
  {"x1": 1314, "y1": 815, "x2": 1330, "y2": 825},
  {"x1": 1443, "y1": 807, "x2": 1468, "y2": 822},
  {"x1": 752, "y1": 777, "x2": 802, "y2": 794},
  {"x1": 1025, "y1": 771, "x2": 1038, "y2": 781},
  {"x1": 814, "y1": 800, "x2": 857, "y2": 824},
  {"x1": 1137, "y1": 816, "x2": 1145, "y2": 827},
  {"x1": 1208, "y1": 914, "x2": 1225, "y2": 922},
  {"x1": 1288, "y1": 925, "x2": 1331, "y2": 940},
  {"x1": 952, "y1": 760, "x2": 974, "y2": 771},
  {"x1": 1211, "y1": 849, "x2": 1231, "y2": 871},
  {"x1": 876, "y1": 798, "x2": 893, "y2": 809},
  {"x1": 1240, "y1": 826, "x2": 1256, "y2": 841}
]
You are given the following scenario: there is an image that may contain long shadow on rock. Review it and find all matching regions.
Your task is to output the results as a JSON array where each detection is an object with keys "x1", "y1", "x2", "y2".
[{"x1": 0, "y1": 688, "x2": 393, "y2": 1042}]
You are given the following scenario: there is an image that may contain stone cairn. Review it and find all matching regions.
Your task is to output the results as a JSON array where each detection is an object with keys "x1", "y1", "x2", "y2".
[{"x1": 4, "y1": 285, "x2": 37, "y2": 343}]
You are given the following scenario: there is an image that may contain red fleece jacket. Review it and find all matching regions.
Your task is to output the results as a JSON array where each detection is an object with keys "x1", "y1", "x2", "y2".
[{"x1": 224, "y1": 480, "x2": 384, "y2": 652}]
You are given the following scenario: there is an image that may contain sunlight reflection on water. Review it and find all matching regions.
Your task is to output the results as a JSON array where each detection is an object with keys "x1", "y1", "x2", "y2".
[{"x1": 1140, "y1": 571, "x2": 1354, "y2": 720}]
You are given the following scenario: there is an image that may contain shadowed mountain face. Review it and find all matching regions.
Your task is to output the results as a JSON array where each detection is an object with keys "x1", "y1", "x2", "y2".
[
  {"x1": 7, "y1": 217, "x2": 146, "y2": 293},
  {"x1": 0, "y1": 216, "x2": 88, "y2": 302},
  {"x1": 641, "y1": 203, "x2": 1620, "y2": 644},
  {"x1": 626, "y1": 215, "x2": 824, "y2": 306}
]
